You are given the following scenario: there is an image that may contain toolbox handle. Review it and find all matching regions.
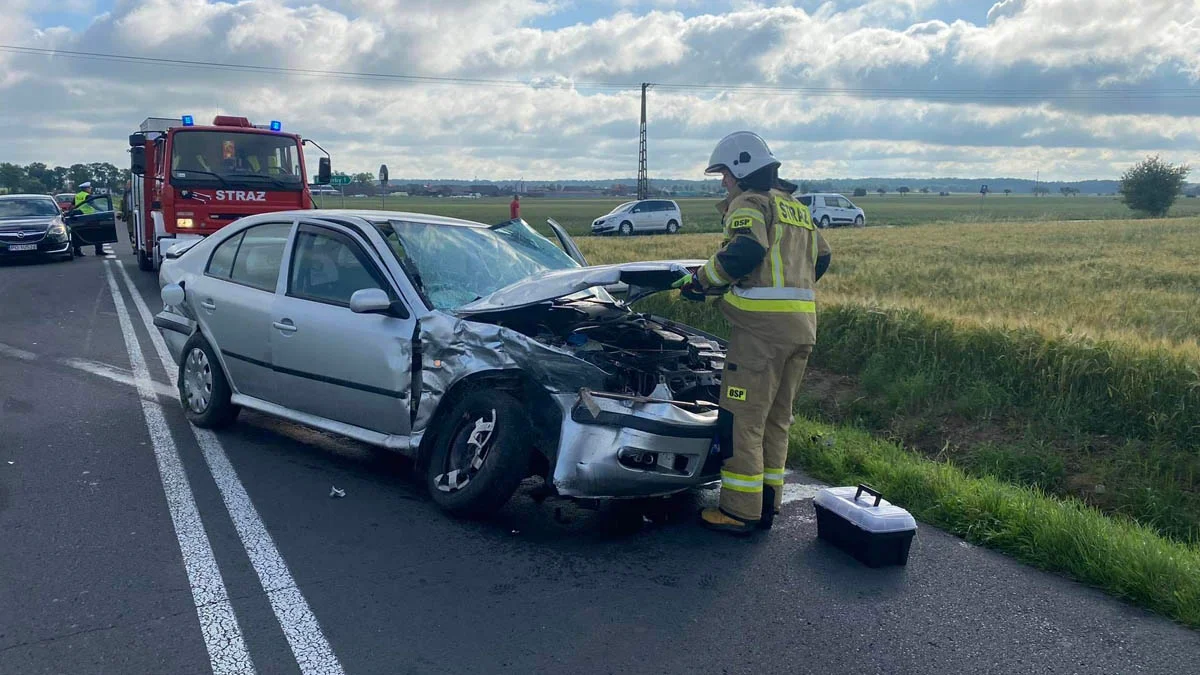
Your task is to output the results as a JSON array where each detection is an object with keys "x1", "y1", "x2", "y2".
[{"x1": 854, "y1": 483, "x2": 883, "y2": 507}]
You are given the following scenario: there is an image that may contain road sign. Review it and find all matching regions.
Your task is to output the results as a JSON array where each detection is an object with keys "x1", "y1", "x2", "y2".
[
  {"x1": 330, "y1": 175, "x2": 351, "y2": 186},
  {"x1": 379, "y1": 164, "x2": 389, "y2": 187}
]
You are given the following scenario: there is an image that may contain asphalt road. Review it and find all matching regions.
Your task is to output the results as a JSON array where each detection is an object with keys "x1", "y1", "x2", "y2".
[{"x1": 2, "y1": 244, "x2": 1198, "y2": 674}]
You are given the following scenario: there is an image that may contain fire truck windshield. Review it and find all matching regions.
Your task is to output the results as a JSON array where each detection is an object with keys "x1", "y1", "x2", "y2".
[{"x1": 170, "y1": 130, "x2": 303, "y2": 190}]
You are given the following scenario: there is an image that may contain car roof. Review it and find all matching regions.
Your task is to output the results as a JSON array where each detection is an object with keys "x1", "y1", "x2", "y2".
[{"x1": 0, "y1": 194, "x2": 57, "y2": 200}]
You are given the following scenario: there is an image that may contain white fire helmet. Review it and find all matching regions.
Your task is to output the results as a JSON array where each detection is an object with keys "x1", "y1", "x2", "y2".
[{"x1": 704, "y1": 131, "x2": 780, "y2": 180}]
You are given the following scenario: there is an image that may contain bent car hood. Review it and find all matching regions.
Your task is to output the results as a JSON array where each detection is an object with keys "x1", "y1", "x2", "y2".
[{"x1": 457, "y1": 260, "x2": 704, "y2": 314}]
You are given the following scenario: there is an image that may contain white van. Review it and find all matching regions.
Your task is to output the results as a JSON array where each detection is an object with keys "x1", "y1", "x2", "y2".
[
  {"x1": 591, "y1": 199, "x2": 683, "y2": 235},
  {"x1": 799, "y1": 193, "x2": 865, "y2": 228}
]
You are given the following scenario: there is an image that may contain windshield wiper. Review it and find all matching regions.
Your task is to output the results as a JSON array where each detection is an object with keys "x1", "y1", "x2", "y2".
[{"x1": 172, "y1": 169, "x2": 229, "y2": 187}]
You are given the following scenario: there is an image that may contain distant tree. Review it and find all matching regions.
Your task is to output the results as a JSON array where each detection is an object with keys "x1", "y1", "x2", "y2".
[
  {"x1": 939, "y1": 191, "x2": 949, "y2": 197},
  {"x1": 67, "y1": 164, "x2": 91, "y2": 189},
  {"x1": 1032, "y1": 186, "x2": 1050, "y2": 196},
  {"x1": 919, "y1": 187, "x2": 930, "y2": 194},
  {"x1": 1003, "y1": 188, "x2": 1012, "y2": 196},
  {"x1": 353, "y1": 171, "x2": 375, "y2": 184},
  {"x1": 0, "y1": 162, "x2": 24, "y2": 191},
  {"x1": 876, "y1": 187, "x2": 887, "y2": 195},
  {"x1": 1119, "y1": 155, "x2": 1189, "y2": 217},
  {"x1": 852, "y1": 187, "x2": 867, "y2": 197},
  {"x1": 897, "y1": 186, "x2": 910, "y2": 196}
]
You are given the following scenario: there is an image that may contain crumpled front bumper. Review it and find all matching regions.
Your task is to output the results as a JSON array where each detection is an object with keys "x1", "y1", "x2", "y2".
[{"x1": 550, "y1": 391, "x2": 721, "y2": 499}]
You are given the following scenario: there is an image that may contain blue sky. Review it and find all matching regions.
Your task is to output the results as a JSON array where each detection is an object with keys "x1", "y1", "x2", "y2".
[{"x1": 7, "y1": 0, "x2": 1199, "y2": 179}]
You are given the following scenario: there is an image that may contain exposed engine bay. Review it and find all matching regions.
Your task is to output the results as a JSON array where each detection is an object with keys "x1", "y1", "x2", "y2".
[{"x1": 467, "y1": 297, "x2": 725, "y2": 402}]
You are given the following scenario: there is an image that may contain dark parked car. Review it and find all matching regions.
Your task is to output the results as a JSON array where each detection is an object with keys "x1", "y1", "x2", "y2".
[{"x1": 0, "y1": 194, "x2": 75, "y2": 261}]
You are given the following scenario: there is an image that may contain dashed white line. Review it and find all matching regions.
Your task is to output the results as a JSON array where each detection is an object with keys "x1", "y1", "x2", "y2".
[
  {"x1": 0, "y1": 342, "x2": 38, "y2": 361},
  {"x1": 114, "y1": 261, "x2": 345, "y2": 675},
  {"x1": 102, "y1": 262, "x2": 256, "y2": 675}
]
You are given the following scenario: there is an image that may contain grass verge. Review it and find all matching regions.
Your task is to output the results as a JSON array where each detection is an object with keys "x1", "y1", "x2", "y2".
[{"x1": 786, "y1": 417, "x2": 1200, "y2": 629}]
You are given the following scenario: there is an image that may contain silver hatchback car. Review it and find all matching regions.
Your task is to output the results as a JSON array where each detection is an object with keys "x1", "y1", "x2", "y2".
[{"x1": 155, "y1": 210, "x2": 726, "y2": 516}]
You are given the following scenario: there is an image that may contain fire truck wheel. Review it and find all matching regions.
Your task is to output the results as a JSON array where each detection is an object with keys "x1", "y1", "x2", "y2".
[{"x1": 137, "y1": 248, "x2": 154, "y2": 271}]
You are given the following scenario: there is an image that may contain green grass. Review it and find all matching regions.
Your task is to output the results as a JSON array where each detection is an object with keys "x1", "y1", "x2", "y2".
[{"x1": 314, "y1": 193, "x2": 1200, "y2": 236}]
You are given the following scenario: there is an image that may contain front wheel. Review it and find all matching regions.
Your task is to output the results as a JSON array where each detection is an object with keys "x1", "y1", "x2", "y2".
[
  {"x1": 853, "y1": 215, "x2": 864, "y2": 228},
  {"x1": 179, "y1": 334, "x2": 240, "y2": 429},
  {"x1": 426, "y1": 390, "x2": 533, "y2": 518},
  {"x1": 619, "y1": 221, "x2": 634, "y2": 236},
  {"x1": 666, "y1": 220, "x2": 679, "y2": 234},
  {"x1": 137, "y1": 248, "x2": 153, "y2": 271},
  {"x1": 818, "y1": 215, "x2": 831, "y2": 229}
]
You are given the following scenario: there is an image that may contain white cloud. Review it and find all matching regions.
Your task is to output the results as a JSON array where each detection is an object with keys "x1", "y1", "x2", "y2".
[{"x1": 1, "y1": 0, "x2": 1197, "y2": 180}]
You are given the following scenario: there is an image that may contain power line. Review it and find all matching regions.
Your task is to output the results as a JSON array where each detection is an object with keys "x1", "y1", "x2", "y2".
[{"x1": 2, "y1": 44, "x2": 1197, "y2": 101}]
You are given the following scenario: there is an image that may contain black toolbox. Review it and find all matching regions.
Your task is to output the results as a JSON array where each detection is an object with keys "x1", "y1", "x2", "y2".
[{"x1": 813, "y1": 484, "x2": 917, "y2": 567}]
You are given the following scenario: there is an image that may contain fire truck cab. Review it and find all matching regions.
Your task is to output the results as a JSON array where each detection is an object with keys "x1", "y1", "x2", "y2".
[{"x1": 128, "y1": 115, "x2": 331, "y2": 271}]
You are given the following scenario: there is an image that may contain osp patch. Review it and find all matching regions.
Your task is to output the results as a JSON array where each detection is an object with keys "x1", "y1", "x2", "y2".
[
  {"x1": 729, "y1": 216, "x2": 754, "y2": 230},
  {"x1": 726, "y1": 386, "x2": 748, "y2": 402}
]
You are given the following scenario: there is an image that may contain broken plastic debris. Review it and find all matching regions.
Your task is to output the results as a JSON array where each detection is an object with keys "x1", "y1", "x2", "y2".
[
  {"x1": 6, "y1": 461, "x2": 13, "y2": 465},
  {"x1": 329, "y1": 486, "x2": 346, "y2": 498}
]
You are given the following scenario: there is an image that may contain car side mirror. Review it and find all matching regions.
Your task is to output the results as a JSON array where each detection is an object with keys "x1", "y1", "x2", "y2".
[
  {"x1": 349, "y1": 288, "x2": 392, "y2": 314},
  {"x1": 131, "y1": 146, "x2": 147, "y2": 176},
  {"x1": 129, "y1": 132, "x2": 146, "y2": 148},
  {"x1": 317, "y1": 157, "x2": 331, "y2": 185}
]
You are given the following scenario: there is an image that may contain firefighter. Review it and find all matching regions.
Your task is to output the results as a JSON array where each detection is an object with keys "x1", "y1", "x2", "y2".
[
  {"x1": 72, "y1": 182, "x2": 102, "y2": 256},
  {"x1": 676, "y1": 131, "x2": 831, "y2": 535}
]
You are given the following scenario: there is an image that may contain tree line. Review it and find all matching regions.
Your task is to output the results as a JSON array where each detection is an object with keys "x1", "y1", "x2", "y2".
[{"x1": 0, "y1": 162, "x2": 131, "y2": 195}]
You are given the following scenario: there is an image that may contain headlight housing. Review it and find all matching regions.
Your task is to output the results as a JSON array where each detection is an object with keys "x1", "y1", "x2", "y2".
[{"x1": 48, "y1": 221, "x2": 67, "y2": 237}]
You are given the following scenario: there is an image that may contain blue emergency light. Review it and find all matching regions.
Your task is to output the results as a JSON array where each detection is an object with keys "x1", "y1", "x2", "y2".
[
  {"x1": 182, "y1": 115, "x2": 195, "y2": 126},
  {"x1": 270, "y1": 120, "x2": 282, "y2": 132}
]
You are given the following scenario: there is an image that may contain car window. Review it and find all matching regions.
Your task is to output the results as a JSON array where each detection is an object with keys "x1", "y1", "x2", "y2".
[
  {"x1": 798, "y1": 195, "x2": 813, "y2": 207},
  {"x1": 654, "y1": 201, "x2": 670, "y2": 211},
  {"x1": 228, "y1": 222, "x2": 291, "y2": 291},
  {"x1": 820, "y1": 196, "x2": 835, "y2": 207},
  {"x1": 631, "y1": 203, "x2": 644, "y2": 213},
  {"x1": 0, "y1": 197, "x2": 60, "y2": 218},
  {"x1": 86, "y1": 196, "x2": 114, "y2": 213},
  {"x1": 289, "y1": 226, "x2": 387, "y2": 306},
  {"x1": 842, "y1": 198, "x2": 855, "y2": 209},
  {"x1": 206, "y1": 231, "x2": 244, "y2": 279}
]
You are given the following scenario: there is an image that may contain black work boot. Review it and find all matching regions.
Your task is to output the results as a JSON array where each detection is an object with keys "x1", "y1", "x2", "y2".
[
  {"x1": 758, "y1": 486, "x2": 778, "y2": 530},
  {"x1": 94, "y1": 245, "x2": 103, "y2": 255}
]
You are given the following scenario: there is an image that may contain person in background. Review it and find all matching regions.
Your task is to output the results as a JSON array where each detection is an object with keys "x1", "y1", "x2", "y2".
[
  {"x1": 72, "y1": 182, "x2": 102, "y2": 256},
  {"x1": 510, "y1": 194, "x2": 521, "y2": 220}
]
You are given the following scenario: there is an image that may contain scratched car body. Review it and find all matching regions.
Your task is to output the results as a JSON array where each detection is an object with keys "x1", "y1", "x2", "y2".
[{"x1": 154, "y1": 210, "x2": 724, "y2": 516}]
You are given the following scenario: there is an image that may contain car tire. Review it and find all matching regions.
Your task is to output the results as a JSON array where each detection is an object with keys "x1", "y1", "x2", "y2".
[
  {"x1": 178, "y1": 334, "x2": 240, "y2": 429},
  {"x1": 426, "y1": 390, "x2": 533, "y2": 518},
  {"x1": 137, "y1": 248, "x2": 154, "y2": 271},
  {"x1": 619, "y1": 221, "x2": 634, "y2": 236},
  {"x1": 666, "y1": 220, "x2": 679, "y2": 234},
  {"x1": 62, "y1": 247, "x2": 76, "y2": 262},
  {"x1": 854, "y1": 215, "x2": 864, "y2": 228},
  {"x1": 818, "y1": 215, "x2": 831, "y2": 229}
]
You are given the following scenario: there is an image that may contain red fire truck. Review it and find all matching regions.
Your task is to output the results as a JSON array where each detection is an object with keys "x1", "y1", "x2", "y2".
[{"x1": 127, "y1": 115, "x2": 331, "y2": 271}]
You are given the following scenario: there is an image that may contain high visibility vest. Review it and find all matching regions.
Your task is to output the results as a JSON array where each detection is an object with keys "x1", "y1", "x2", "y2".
[{"x1": 74, "y1": 191, "x2": 96, "y2": 215}]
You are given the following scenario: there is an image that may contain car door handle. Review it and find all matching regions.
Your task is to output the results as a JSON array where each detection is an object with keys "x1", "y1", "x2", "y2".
[
  {"x1": 272, "y1": 320, "x2": 298, "y2": 334},
  {"x1": 201, "y1": 299, "x2": 216, "y2": 311}
]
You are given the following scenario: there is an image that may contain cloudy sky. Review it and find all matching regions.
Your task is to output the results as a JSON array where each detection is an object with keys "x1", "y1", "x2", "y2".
[{"x1": 2, "y1": 0, "x2": 1198, "y2": 181}]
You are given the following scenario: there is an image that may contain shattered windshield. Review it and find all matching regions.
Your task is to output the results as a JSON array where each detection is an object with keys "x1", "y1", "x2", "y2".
[{"x1": 373, "y1": 219, "x2": 582, "y2": 309}]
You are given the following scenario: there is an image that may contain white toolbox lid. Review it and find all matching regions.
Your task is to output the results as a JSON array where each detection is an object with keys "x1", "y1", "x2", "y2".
[{"x1": 814, "y1": 486, "x2": 917, "y2": 533}]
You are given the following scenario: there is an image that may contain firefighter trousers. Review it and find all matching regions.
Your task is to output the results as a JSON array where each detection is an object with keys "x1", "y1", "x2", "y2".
[{"x1": 717, "y1": 328, "x2": 812, "y2": 522}]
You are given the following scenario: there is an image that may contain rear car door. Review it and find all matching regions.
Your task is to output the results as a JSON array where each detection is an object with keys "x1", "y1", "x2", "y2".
[
  {"x1": 190, "y1": 220, "x2": 292, "y2": 401},
  {"x1": 269, "y1": 221, "x2": 414, "y2": 435},
  {"x1": 65, "y1": 195, "x2": 119, "y2": 246}
]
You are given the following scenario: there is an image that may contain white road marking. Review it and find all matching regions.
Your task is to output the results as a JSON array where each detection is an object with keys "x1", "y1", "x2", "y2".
[
  {"x1": 102, "y1": 263, "x2": 256, "y2": 674},
  {"x1": 61, "y1": 357, "x2": 178, "y2": 399},
  {"x1": 0, "y1": 342, "x2": 38, "y2": 361},
  {"x1": 114, "y1": 261, "x2": 345, "y2": 675}
]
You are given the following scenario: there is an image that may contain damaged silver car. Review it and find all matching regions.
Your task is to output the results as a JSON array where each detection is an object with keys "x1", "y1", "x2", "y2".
[{"x1": 154, "y1": 210, "x2": 725, "y2": 516}]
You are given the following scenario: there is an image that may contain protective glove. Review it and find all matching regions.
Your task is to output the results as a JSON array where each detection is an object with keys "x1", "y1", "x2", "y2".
[{"x1": 672, "y1": 272, "x2": 706, "y2": 302}]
